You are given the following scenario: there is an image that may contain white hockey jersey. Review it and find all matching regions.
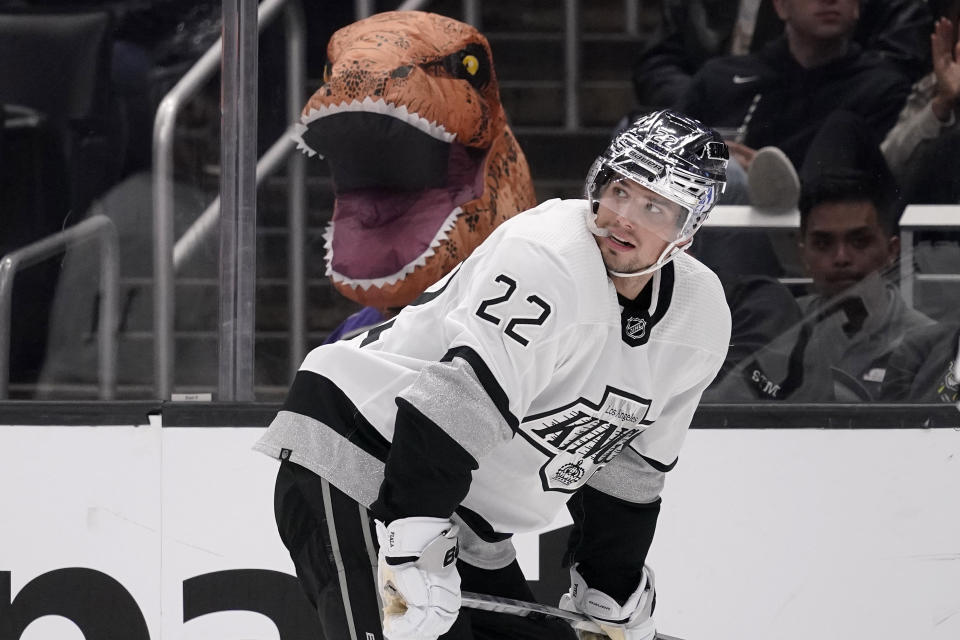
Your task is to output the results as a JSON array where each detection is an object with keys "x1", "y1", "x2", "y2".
[{"x1": 255, "y1": 198, "x2": 730, "y2": 541}]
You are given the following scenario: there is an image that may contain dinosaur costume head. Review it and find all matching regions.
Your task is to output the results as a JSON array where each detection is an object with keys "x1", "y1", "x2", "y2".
[{"x1": 294, "y1": 11, "x2": 536, "y2": 310}]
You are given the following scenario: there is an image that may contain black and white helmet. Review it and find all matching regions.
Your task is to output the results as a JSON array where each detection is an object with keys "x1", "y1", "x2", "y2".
[{"x1": 585, "y1": 110, "x2": 728, "y2": 274}]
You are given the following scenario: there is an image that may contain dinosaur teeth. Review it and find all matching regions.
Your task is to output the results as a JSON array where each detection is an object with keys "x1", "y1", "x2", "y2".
[
  {"x1": 290, "y1": 122, "x2": 322, "y2": 158},
  {"x1": 325, "y1": 207, "x2": 463, "y2": 290},
  {"x1": 300, "y1": 98, "x2": 456, "y2": 144}
]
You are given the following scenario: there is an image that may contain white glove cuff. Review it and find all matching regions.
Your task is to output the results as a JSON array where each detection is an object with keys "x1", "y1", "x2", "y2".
[
  {"x1": 568, "y1": 563, "x2": 655, "y2": 625},
  {"x1": 377, "y1": 517, "x2": 455, "y2": 557}
]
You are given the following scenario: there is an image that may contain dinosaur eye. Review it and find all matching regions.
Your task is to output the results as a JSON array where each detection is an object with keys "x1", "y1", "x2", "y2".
[
  {"x1": 322, "y1": 62, "x2": 332, "y2": 84},
  {"x1": 462, "y1": 54, "x2": 479, "y2": 76},
  {"x1": 439, "y1": 44, "x2": 490, "y2": 88}
]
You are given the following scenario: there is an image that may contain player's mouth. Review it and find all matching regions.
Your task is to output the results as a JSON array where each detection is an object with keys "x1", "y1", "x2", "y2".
[{"x1": 605, "y1": 233, "x2": 636, "y2": 251}]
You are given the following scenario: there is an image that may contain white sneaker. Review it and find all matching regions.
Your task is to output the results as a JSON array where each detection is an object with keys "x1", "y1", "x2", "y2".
[{"x1": 748, "y1": 146, "x2": 800, "y2": 211}]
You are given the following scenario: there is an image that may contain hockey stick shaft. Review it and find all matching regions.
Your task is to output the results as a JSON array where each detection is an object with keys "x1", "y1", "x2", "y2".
[
  {"x1": 461, "y1": 590, "x2": 602, "y2": 633},
  {"x1": 461, "y1": 591, "x2": 684, "y2": 639}
]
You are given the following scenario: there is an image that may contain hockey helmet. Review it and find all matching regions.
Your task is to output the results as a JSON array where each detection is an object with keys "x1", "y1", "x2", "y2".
[{"x1": 586, "y1": 110, "x2": 728, "y2": 255}]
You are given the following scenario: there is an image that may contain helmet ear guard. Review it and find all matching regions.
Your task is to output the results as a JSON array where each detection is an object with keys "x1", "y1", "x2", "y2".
[{"x1": 586, "y1": 161, "x2": 614, "y2": 215}]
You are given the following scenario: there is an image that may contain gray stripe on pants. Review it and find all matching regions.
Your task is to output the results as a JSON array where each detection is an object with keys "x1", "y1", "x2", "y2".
[
  {"x1": 322, "y1": 477, "x2": 358, "y2": 640},
  {"x1": 360, "y1": 502, "x2": 384, "y2": 622}
]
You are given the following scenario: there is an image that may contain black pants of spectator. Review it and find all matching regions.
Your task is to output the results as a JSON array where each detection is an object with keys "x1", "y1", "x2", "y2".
[{"x1": 274, "y1": 460, "x2": 576, "y2": 640}]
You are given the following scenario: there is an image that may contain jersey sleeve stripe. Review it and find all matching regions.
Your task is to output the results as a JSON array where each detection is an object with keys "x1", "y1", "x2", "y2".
[
  {"x1": 283, "y1": 370, "x2": 391, "y2": 462},
  {"x1": 587, "y1": 447, "x2": 665, "y2": 503},
  {"x1": 398, "y1": 356, "x2": 515, "y2": 462},
  {"x1": 253, "y1": 410, "x2": 385, "y2": 508},
  {"x1": 441, "y1": 346, "x2": 520, "y2": 432},
  {"x1": 638, "y1": 453, "x2": 677, "y2": 472}
]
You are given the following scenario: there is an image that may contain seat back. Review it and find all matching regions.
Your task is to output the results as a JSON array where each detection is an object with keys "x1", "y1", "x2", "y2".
[
  {"x1": 0, "y1": 10, "x2": 116, "y2": 387},
  {"x1": 0, "y1": 10, "x2": 113, "y2": 124}
]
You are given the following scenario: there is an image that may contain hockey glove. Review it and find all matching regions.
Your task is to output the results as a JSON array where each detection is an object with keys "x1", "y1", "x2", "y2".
[
  {"x1": 375, "y1": 517, "x2": 461, "y2": 640},
  {"x1": 559, "y1": 563, "x2": 657, "y2": 640}
]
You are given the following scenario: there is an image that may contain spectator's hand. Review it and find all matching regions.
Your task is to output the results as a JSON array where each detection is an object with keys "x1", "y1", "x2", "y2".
[
  {"x1": 931, "y1": 17, "x2": 960, "y2": 121},
  {"x1": 375, "y1": 517, "x2": 461, "y2": 640},
  {"x1": 725, "y1": 140, "x2": 758, "y2": 171}
]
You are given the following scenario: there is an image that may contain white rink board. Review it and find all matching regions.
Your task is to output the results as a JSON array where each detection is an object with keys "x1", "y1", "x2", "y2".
[
  {"x1": 0, "y1": 424, "x2": 163, "y2": 640},
  {"x1": 646, "y1": 428, "x2": 960, "y2": 640},
  {"x1": 1, "y1": 423, "x2": 959, "y2": 640}
]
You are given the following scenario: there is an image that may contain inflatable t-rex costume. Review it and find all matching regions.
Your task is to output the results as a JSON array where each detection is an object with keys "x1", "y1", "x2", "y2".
[{"x1": 294, "y1": 10, "x2": 537, "y2": 312}]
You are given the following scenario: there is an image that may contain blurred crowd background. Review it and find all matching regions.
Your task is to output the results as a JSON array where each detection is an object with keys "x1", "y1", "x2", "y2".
[{"x1": 1, "y1": 0, "x2": 958, "y2": 405}]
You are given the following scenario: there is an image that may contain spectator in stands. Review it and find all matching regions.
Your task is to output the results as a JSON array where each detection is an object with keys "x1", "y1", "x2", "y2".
[
  {"x1": 634, "y1": 0, "x2": 932, "y2": 110},
  {"x1": 882, "y1": 1, "x2": 960, "y2": 204},
  {"x1": 708, "y1": 111, "x2": 936, "y2": 401},
  {"x1": 706, "y1": 271, "x2": 802, "y2": 390},
  {"x1": 673, "y1": 0, "x2": 913, "y2": 212}
]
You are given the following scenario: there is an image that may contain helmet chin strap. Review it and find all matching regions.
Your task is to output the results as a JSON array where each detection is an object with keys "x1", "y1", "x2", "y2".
[{"x1": 605, "y1": 242, "x2": 688, "y2": 278}]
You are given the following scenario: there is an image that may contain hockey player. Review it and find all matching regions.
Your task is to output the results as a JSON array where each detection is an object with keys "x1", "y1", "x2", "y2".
[{"x1": 256, "y1": 110, "x2": 732, "y2": 640}]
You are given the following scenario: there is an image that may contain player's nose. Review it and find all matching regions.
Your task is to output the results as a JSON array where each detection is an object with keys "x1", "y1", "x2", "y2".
[{"x1": 614, "y1": 211, "x2": 636, "y2": 231}]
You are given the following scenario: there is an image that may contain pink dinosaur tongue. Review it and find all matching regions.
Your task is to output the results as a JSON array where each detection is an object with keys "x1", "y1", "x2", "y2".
[
  {"x1": 330, "y1": 188, "x2": 461, "y2": 280},
  {"x1": 329, "y1": 144, "x2": 484, "y2": 281}
]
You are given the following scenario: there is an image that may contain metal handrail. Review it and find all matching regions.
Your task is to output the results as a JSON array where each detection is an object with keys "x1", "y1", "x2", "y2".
[
  {"x1": 355, "y1": 0, "x2": 375, "y2": 20},
  {"x1": 0, "y1": 214, "x2": 119, "y2": 399},
  {"x1": 283, "y1": 0, "x2": 308, "y2": 378},
  {"x1": 152, "y1": 0, "x2": 305, "y2": 399},
  {"x1": 395, "y1": 1, "x2": 431, "y2": 14},
  {"x1": 564, "y1": 0, "x2": 580, "y2": 130}
]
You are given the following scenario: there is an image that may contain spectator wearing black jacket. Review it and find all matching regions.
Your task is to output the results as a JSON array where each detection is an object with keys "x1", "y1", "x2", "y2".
[
  {"x1": 634, "y1": 0, "x2": 932, "y2": 110},
  {"x1": 675, "y1": 0, "x2": 913, "y2": 172}
]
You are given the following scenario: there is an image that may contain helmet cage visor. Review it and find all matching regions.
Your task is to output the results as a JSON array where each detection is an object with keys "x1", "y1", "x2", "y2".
[
  {"x1": 595, "y1": 175, "x2": 691, "y2": 244},
  {"x1": 601, "y1": 143, "x2": 724, "y2": 242}
]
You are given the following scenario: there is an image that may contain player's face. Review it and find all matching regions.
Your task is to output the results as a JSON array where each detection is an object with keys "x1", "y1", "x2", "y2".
[
  {"x1": 593, "y1": 179, "x2": 686, "y2": 273},
  {"x1": 773, "y1": 0, "x2": 859, "y2": 40},
  {"x1": 800, "y1": 199, "x2": 898, "y2": 298}
]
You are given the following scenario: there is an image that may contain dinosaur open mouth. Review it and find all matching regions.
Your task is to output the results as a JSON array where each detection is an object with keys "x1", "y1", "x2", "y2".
[{"x1": 295, "y1": 99, "x2": 486, "y2": 289}]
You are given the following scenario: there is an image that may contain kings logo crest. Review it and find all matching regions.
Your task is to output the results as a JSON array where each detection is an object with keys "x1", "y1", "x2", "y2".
[{"x1": 520, "y1": 387, "x2": 653, "y2": 492}]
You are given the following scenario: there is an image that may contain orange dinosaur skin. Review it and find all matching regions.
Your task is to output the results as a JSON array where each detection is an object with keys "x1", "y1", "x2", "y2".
[{"x1": 298, "y1": 11, "x2": 536, "y2": 311}]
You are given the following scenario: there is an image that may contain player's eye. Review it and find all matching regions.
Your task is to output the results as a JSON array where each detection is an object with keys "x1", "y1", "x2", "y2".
[{"x1": 462, "y1": 54, "x2": 479, "y2": 76}]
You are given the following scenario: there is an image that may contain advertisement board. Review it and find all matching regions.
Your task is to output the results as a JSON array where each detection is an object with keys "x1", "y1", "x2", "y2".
[{"x1": 2, "y1": 422, "x2": 958, "y2": 640}]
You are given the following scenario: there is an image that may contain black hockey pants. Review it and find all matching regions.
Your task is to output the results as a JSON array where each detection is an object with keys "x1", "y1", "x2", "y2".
[{"x1": 274, "y1": 460, "x2": 577, "y2": 640}]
